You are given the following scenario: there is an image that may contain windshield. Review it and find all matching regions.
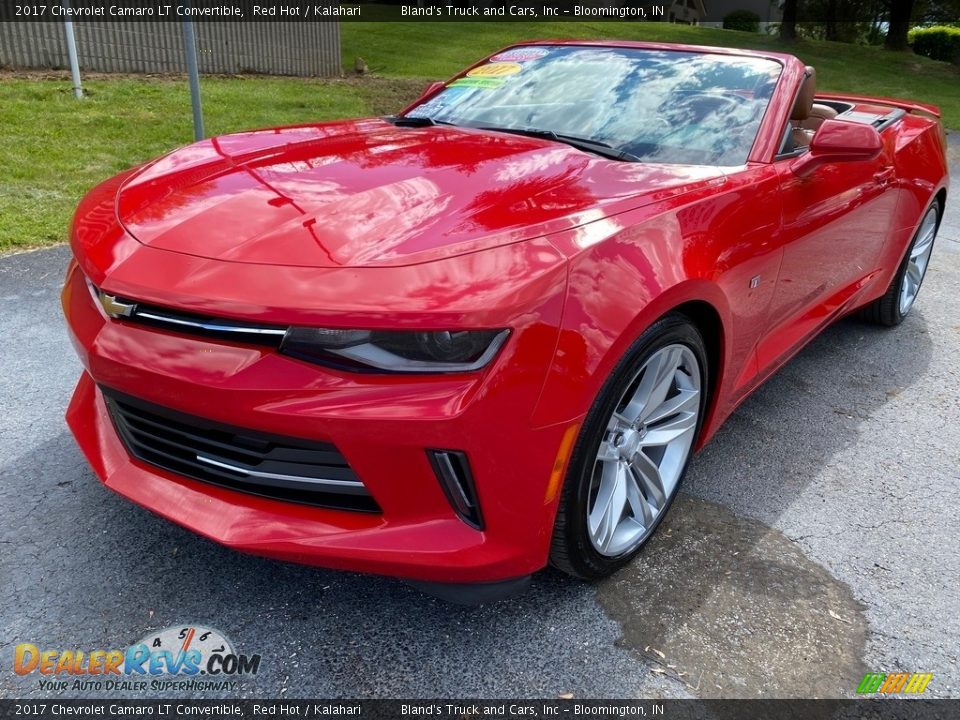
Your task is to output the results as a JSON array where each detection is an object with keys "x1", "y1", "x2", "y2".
[{"x1": 405, "y1": 45, "x2": 782, "y2": 166}]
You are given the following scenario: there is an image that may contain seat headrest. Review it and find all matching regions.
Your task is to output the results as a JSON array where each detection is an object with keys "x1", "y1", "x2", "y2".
[
  {"x1": 790, "y1": 66, "x2": 816, "y2": 121},
  {"x1": 809, "y1": 103, "x2": 838, "y2": 121}
]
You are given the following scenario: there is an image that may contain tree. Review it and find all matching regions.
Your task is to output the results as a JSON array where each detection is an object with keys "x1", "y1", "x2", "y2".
[
  {"x1": 825, "y1": 0, "x2": 839, "y2": 40},
  {"x1": 724, "y1": 9, "x2": 761, "y2": 32},
  {"x1": 781, "y1": 0, "x2": 798, "y2": 40},
  {"x1": 886, "y1": 0, "x2": 915, "y2": 50}
]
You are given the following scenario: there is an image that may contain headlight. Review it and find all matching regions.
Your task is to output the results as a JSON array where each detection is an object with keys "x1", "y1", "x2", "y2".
[{"x1": 279, "y1": 328, "x2": 510, "y2": 373}]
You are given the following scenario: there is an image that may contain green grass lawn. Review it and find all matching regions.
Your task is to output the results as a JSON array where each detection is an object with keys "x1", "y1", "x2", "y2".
[
  {"x1": 2, "y1": 21, "x2": 958, "y2": 253},
  {"x1": 0, "y1": 74, "x2": 422, "y2": 252}
]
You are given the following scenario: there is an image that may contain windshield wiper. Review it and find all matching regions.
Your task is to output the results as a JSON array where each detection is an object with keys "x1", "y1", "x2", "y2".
[
  {"x1": 385, "y1": 119, "x2": 636, "y2": 161},
  {"x1": 473, "y1": 126, "x2": 638, "y2": 162},
  {"x1": 385, "y1": 115, "x2": 458, "y2": 128}
]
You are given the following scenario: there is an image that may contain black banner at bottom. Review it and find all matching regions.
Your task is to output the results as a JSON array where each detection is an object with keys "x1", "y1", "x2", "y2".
[{"x1": 0, "y1": 700, "x2": 957, "y2": 720}]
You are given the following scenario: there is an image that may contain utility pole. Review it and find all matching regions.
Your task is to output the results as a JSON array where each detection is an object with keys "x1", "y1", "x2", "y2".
[
  {"x1": 181, "y1": 3, "x2": 205, "y2": 141},
  {"x1": 61, "y1": 0, "x2": 83, "y2": 99}
]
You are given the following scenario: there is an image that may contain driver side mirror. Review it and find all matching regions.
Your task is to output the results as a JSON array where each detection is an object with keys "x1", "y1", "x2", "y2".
[{"x1": 791, "y1": 119, "x2": 882, "y2": 178}]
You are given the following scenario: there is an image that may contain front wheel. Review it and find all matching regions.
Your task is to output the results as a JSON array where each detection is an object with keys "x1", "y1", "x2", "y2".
[{"x1": 550, "y1": 314, "x2": 707, "y2": 580}]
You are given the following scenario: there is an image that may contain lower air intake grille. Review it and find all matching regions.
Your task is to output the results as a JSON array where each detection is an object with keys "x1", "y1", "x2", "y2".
[
  {"x1": 102, "y1": 388, "x2": 379, "y2": 512},
  {"x1": 427, "y1": 449, "x2": 484, "y2": 530}
]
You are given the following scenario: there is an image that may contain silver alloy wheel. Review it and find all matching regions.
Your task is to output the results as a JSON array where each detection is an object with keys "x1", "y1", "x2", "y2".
[
  {"x1": 899, "y1": 206, "x2": 938, "y2": 315},
  {"x1": 587, "y1": 344, "x2": 701, "y2": 557}
]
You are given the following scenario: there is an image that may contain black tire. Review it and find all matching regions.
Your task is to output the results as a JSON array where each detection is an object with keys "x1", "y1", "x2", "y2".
[
  {"x1": 861, "y1": 199, "x2": 940, "y2": 327},
  {"x1": 549, "y1": 313, "x2": 708, "y2": 580}
]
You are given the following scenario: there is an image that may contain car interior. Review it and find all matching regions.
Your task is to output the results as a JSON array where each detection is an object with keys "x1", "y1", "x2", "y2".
[{"x1": 779, "y1": 65, "x2": 855, "y2": 156}]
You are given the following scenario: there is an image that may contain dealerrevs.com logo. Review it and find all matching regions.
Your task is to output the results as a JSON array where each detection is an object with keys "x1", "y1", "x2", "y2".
[{"x1": 13, "y1": 625, "x2": 261, "y2": 692}]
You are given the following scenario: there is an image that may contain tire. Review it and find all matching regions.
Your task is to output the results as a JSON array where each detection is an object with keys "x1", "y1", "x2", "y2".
[
  {"x1": 549, "y1": 313, "x2": 708, "y2": 580},
  {"x1": 861, "y1": 200, "x2": 940, "y2": 327}
]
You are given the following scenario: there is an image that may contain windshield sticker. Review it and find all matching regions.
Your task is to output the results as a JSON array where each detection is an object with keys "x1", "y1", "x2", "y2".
[
  {"x1": 489, "y1": 48, "x2": 550, "y2": 63},
  {"x1": 449, "y1": 77, "x2": 507, "y2": 90},
  {"x1": 408, "y1": 88, "x2": 468, "y2": 117},
  {"x1": 466, "y1": 62, "x2": 523, "y2": 78},
  {"x1": 407, "y1": 98, "x2": 445, "y2": 117}
]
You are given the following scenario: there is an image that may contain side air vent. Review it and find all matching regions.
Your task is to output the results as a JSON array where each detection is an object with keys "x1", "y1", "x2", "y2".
[{"x1": 427, "y1": 449, "x2": 484, "y2": 530}]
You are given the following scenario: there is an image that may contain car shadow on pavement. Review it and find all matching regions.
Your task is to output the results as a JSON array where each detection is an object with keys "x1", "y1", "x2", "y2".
[{"x1": 596, "y1": 311, "x2": 935, "y2": 697}]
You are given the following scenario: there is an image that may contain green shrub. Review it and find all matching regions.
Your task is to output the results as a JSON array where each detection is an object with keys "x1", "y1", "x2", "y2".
[
  {"x1": 909, "y1": 26, "x2": 960, "y2": 64},
  {"x1": 723, "y1": 10, "x2": 761, "y2": 33}
]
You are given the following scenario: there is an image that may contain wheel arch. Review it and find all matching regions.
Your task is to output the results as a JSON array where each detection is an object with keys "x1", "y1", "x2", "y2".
[
  {"x1": 670, "y1": 299, "x2": 725, "y2": 448},
  {"x1": 532, "y1": 279, "x2": 732, "y2": 433},
  {"x1": 934, "y1": 187, "x2": 947, "y2": 227},
  {"x1": 892, "y1": 184, "x2": 948, "y2": 276}
]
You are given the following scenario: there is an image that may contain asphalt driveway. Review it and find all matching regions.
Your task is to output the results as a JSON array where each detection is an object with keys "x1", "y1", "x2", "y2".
[{"x1": 1, "y1": 142, "x2": 958, "y2": 700}]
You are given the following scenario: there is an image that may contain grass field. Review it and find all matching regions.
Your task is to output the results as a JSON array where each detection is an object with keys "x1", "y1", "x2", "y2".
[
  {"x1": 0, "y1": 74, "x2": 423, "y2": 252},
  {"x1": 2, "y1": 21, "x2": 958, "y2": 253}
]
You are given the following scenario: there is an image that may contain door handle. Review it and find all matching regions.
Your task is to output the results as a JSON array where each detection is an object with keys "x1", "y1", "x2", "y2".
[{"x1": 874, "y1": 167, "x2": 895, "y2": 186}]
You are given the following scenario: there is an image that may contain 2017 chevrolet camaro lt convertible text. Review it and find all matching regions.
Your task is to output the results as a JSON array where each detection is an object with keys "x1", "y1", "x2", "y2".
[{"x1": 63, "y1": 42, "x2": 949, "y2": 601}]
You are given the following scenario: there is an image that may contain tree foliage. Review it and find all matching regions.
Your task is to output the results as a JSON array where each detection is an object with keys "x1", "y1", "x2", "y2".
[
  {"x1": 909, "y1": 25, "x2": 960, "y2": 62},
  {"x1": 778, "y1": 0, "x2": 960, "y2": 50},
  {"x1": 723, "y1": 10, "x2": 761, "y2": 33}
]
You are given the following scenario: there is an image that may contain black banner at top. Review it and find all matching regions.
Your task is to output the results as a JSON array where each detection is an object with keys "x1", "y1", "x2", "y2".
[
  {"x1": 0, "y1": 0, "x2": 933, "y2": 24},
  {"x1": 0, "y1": 700, "x2": 958, "y2": 720}
]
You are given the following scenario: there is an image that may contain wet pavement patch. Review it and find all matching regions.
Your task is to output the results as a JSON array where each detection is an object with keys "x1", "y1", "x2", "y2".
[{"x1": 596, "y1": 494, "x2": 869, "y2": 698}]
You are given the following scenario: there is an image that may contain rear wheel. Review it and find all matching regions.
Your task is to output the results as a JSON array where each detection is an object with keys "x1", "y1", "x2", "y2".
[
  {"x1": 862, "y1": 201, "x2": 939, "y2": 326},
  {"x1": 550, "y1": 314, "x2": 707, "y2": 580}
]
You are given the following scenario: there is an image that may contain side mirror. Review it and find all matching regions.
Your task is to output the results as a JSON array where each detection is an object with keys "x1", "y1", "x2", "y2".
[
  {"x1": 420, "y1": 81, "x2": 445, "y2": 99},
  {"x1": 790, "y1": 119, "x2": 882, "y2": 178}
]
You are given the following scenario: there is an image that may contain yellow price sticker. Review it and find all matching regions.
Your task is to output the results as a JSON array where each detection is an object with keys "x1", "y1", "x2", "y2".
[{"x1": 466, "y1": 62, "x2": 523, "y2": 78}]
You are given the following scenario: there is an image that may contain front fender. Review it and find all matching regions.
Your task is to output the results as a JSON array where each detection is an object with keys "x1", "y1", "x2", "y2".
[
  {"x1": 531, "y1": 218, "x2": 734, "y2": 429},
  {"x1": 531, "y1": 164, "x2": 784, "y2": 436}
]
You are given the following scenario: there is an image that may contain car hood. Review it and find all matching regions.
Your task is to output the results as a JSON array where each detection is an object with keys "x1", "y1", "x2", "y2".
[{"x1": 117, "y1": 119, "x2": 726, "y2": 268}]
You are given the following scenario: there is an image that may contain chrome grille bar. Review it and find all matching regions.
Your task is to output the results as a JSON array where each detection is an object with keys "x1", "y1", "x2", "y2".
[
  {"x1": 133, "y1": 309, "x2": 287, "y2": 337},
  {"x1": 195, "y1": 454, "x2": 365, "y2": 489},
  {"x1": 89, "y1": 279, "x2": 287, "y2": 344}
]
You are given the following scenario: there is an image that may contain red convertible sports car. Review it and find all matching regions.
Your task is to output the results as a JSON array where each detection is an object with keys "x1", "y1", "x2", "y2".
[{"x1": 64, "y1": 41, "x2": 948, "y2": 601}]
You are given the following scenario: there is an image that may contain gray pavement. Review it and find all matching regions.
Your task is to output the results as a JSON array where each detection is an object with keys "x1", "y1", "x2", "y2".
[{"x1": 1, "y1": 141, "x2": 958, "y2": 700}]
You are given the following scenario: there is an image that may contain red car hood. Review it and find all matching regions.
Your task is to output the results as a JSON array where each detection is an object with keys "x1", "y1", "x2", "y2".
[{"x1": 117, "y1": 119, "x2": 726, "y2": 268}]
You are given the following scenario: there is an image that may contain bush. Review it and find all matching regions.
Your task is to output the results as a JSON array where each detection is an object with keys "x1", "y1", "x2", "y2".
[
  {"x1": 723, "y1": 9, "x2": 761, "y2": 33},
  {"x1": 909, "y1": 26, "x2": 960, "y2": 64}
]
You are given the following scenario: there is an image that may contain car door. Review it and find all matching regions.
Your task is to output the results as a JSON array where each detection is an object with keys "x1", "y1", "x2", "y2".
[{"x1": 756, "y1": 129, "x2": 899, "y2": 371}]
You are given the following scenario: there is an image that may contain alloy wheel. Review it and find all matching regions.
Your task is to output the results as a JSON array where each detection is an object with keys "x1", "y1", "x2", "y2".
[
  {"x1": 899, "y1": 206, "x2": 938, "y2": 315},
  {"x1": 586, "y1": 343, "x2": 701, "y2": 557}
]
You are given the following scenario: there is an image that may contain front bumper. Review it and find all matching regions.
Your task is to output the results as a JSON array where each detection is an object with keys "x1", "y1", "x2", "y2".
[{"x1": 62, "y1": 256, "x2": 575, "y2": 585}]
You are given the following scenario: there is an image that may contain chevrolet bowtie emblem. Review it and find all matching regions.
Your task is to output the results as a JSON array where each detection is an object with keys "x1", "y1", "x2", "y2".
[{"x1": 98, "y1": 291, "x2": 137, "y2": 319}]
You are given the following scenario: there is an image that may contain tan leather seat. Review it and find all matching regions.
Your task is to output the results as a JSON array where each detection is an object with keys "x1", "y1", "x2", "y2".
[
  {"x1": 802, "y1": 103, "x2": 838, "y2": 132},
  {"x1": 790, "y1": 66, "x2": 817, "y2": 148}
]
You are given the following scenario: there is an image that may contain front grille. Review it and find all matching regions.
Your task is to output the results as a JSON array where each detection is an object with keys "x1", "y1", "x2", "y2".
[{"x1": 102, "y1": 388, "x2": 379, "y2": 512}]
